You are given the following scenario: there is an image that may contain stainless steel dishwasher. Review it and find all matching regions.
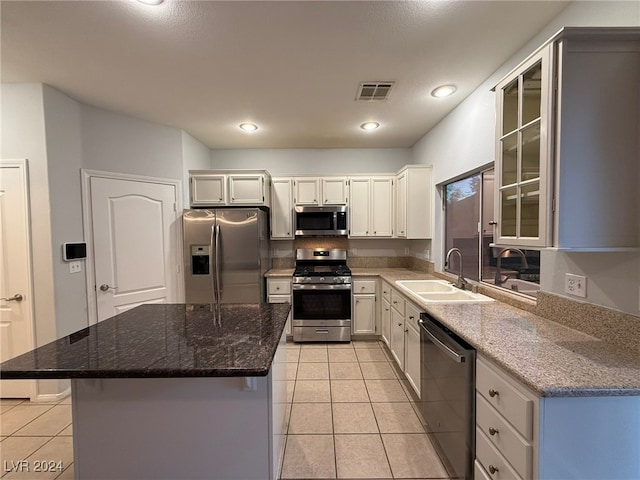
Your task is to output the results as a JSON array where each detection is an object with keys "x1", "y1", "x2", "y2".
[{"x1": 419, "y1": 313, "x2": 475, "y2": 480}]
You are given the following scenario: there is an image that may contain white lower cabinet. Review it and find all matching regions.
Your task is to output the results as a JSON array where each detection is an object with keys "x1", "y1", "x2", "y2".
[
  {"x1": 352, "y1": 278, "x2": 377, "y2": 335},
  {"x1": 476, "y1": 355, "x2": 535, "y2": 480},
  {"x1": 267, "y1": 278, "x2": 292, "y2": 336},
  {"x1": 380, "y1": 282, "x2": 392, "y2": 346},
  {"x1": 387, "y1": 284, "x2": 422, "y2": 398},
  {"x1": 477, "y1": 354, "x2": 640, "y2": 480},
  {"x1": 403, "y1": 302, "x2": 421, "y2": 398}
]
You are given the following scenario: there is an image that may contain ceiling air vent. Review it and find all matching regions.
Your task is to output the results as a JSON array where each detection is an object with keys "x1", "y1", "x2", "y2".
[{"x1": 357, "y1": 82, "x2": 395, "y2": 101}]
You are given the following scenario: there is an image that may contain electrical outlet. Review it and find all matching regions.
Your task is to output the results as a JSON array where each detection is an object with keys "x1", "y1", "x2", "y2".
[
  {"x1": 565, "y1": 273, "x2": 586, "y2": 298},
  {"x1": 69, "y1": 261, "x2": 82, "y2": 274}
]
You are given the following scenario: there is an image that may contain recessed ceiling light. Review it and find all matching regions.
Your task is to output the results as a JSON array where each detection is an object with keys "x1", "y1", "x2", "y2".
[
  {"x1": 137, "y1": 0, "x2": 164, "y2": 4},
  {"x1": 360, "y1": 122, "x2": 380, "y2": 131},
  {"x1": 239, "y1": 122, "x2": 259, "y2": 132},
  {"x1": 431, "y1": 85, "x2": 457, "y2": 98}
]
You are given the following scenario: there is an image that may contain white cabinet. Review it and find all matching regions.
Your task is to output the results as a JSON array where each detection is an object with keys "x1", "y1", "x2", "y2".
[
  {"x1": 190, "y1": 173, "x2": 226, "y2": 206},
  {"x1": 271, "y1": 178, "x2": 294, "y2": 239},
  {"x1": 476, "y1": 355, "x2": 536, "y2": 480},
  {"x1": 294, "y1": 177, "x2": 320, "y2": 205},
  {"x1": 380, "y1": 282, "x2": 392, "y2": 346},
  {"x1": 321, "y1": 178, "x2": 348, "y2": 205},
  {"x1": 228, "y1": 174, "x2": 267, "y2": 205},
  {"x1": 494, "y1": 28, "x2": 640, "y2": 249},
  {"x1": 294, "y1": 177, "x2": 348, "y2": 206},
  {"x1": 389, "y1": 288, "x2": 406, "y2": 369},
  {"x1": 349, "y1": 176, "x2": 394, "y2": 238},
  {"x1": 352, "y1": 278, "x2": 377, "y2": 335},
  {"x1": 267, "y1": 278, "x2": 292, "y2": 336},
  {"x1": 395, "y1": 166, "x2": 431, "y2": 239},
  {"x1": 403, "y1": 302, "x2": 421, "y2": 398},
  {"x1": 189, "y1": 170, "x2": 270, "y2": 207}
]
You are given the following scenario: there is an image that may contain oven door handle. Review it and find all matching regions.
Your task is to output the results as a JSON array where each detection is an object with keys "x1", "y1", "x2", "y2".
[
  {"x1": 292, "y1": 284, "x2": 352, "y2": 291},
  {"x1": 419, "y1": 319, "x2": 465, "y2": 363}
]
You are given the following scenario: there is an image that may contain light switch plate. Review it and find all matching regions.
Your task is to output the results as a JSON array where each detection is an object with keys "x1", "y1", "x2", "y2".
[
  {"x1": 565, "y1": 273, "x2": 586, "y2": 298},
  {"x1": 69, "y1": 261, "x2": 82, "y2": 274}
]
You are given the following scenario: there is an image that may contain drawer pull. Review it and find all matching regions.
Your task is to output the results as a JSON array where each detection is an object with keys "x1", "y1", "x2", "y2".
[
  {"x1": 488, "y1": 465, "x2": 499, "y2": 475},
  {"x1": 488, "y1": 427, "x2": 499, "y2": 436},
  {"x1": 489, "y1": 389, "x2": 499, "y2": 398}
]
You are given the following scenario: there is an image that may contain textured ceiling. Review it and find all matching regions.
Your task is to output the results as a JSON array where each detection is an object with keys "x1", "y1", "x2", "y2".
[{"x1": 1, "y1": 1, "x2": 570, "y2": 149}]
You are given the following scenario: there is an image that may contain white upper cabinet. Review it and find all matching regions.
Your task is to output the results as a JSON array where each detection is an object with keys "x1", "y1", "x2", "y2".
[
  {"x1": 228, "y1": 174, "x2": 267, "y2": 205},
  {"x1": 294, "y1": 177, "x2": 348, "y2": 205},
  {"x1": 271, "y1": 178, "x2": 294, "y2": 239},
  {"x1": 294, "y1": 177, "x2": 320, "y2": 205},
  {"x1": 349, "y1": 176, "x2": 394, "y2": 238},
  {"x1": 494, "y1": 45, "x2": 553, "y2": 247},
  {"x1": 189, "y1": 170, "x2": 270, "y2": 207},
  {"x1": 321, "y1": 178, "x2": 348, "y2": 205},
  {"x1": 494, "y1": 27, "x2": 640, "y2": 250},
  {"x1": 190, "y1": 173, "x2": 226, "y2": 207},
  {"x1": 395, "y1": 166, "x2": 431, "y2": 239}
]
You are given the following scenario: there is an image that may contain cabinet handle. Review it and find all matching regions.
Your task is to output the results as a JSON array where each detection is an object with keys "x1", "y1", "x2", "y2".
[
  {"x1": 393, "y1": 301, "x2": 398, "y2": 304},
  {"x1": 374, "y1": 231, "x2": 376, "y2": 234},
  {"x1": 409, "y1": 316, "x2": 414, "y2": 320},
  {"x1": 325, "y1": 199, "x2": 328, "y2": 203},
  {"x1": 489, "y1": 389, "x2": 499, "y2": 398},
  {"x1": 404, "y1": 328, "x2": 408, "y2": 332},
  {"x1": 385, "y1": 308, "x2": 389, "y2": 311},
  {"x1": 488, "y1": 465, "x2": 499, "y2": 475},
  {"x1": 488, "y1": 427, "x2": 499, "y2": 436},
  {"x1": 489, "y1": 221, "x2": 498, "y2": 225},
  {"x1": 398, "y1": 323, "x2": 402, "y2": 326}
]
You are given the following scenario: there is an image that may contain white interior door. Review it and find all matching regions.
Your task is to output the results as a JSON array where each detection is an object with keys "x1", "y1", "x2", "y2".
[
  {"x1": 0, "y1": 161, "x2": 35, "y2": 398},
  {"x1": 90, "y1": 176, "x2": 178, "y2": 322}
]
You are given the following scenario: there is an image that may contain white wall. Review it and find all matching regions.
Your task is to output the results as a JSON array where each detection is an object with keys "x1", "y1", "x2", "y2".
[
  {"x1": 181, "y1": 131, "x2": 211, "y2": 207},
  {"x1": 411, "y1": 0, "x2": 640, "y2": 314},
  {"x1": 42, "y1": 85, "x2": 88, "y2": 339},
  {"x1": 0, "y1": 84, "x2": 57, "y2": 348},
  {"x1": 81, "y1": 105, "x2": 183, "y2": 180},
  {"x1": 211, "y1": 148, "x2": 412, "y2": 175}
]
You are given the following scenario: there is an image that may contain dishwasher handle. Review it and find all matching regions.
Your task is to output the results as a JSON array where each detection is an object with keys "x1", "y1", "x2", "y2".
[{"x1": 419, "y1": 319, "x2": 467, "y2": 363}]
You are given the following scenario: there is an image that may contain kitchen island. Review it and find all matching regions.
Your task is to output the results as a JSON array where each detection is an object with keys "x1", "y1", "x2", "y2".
[{"x1": 0, "y1": 303, "x2": 291, "y2": 480}]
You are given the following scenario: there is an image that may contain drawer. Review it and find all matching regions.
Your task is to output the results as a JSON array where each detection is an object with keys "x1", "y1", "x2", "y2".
[
  {"x1": 405, "y1": 301, "x2": 421, "y2": 332},
  {"x1": 476, "y1": 358, "x2": 534, "y2": 440},
  {"x1": 381, "y1": 282, "x2": 392, "y2": 302},
  {"x1": 477, "y1": 394, "x2": 533, "y2": 479},
  {"x1": 353, "y1": 279, "x2": 376, "y2": 294},
  {"x1": 268, "y1": 294, "x2": 291, "y2": 304},
  {"x1": 267, "y1": 279, "x2": 291, "y2": 295},
  {"x1": 390, "y1": 289, "x2": 405, "y2": 316},
  {"x1": 474, "y1": 459, "x2": 492, "y2": 480},
  {"x1": 476, "y1": 428, "x2": 524, "y2": 480}
]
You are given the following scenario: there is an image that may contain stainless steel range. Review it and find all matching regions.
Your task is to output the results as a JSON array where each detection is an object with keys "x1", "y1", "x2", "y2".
[{"x1": 292, "y1": 248, "x2": 352, "y2": 342}]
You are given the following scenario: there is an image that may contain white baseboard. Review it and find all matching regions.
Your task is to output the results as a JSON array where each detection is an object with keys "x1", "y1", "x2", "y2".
[{"x1": 35, "y1": 387, "x2": 71, "y2": 403}]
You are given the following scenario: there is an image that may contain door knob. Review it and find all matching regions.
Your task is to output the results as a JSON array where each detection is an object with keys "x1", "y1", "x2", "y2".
[
  {"x1": 0, "y1": 294, "x2": 23, "y2": 302},
  {"x1": 99, "y1": 284, "x2": 117, "y2": 292}
]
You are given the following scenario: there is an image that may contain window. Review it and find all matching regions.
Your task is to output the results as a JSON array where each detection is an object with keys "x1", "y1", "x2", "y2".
[{"x1": 444, "y1": 168, "x2": 540, "y2": 298}]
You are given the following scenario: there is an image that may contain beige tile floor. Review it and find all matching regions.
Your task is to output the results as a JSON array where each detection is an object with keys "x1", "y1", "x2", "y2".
[
  {"x1": 0, "y1": 396, "x2": 73, "y2": 479},
  {"x1": 280, "y1": 339, "x2": 451, "y2": 480},
  {"x1": 0, "y1": 340, "x2": 450, "y2": 480}
]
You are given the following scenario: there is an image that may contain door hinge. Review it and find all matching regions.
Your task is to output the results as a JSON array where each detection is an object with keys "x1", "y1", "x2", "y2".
[
  {"x1": 173, "y1": 203, "x2": 177, "y2": 212},
  {"x1": 552, "y1": 197, "x2": 556, "y2": 212}
]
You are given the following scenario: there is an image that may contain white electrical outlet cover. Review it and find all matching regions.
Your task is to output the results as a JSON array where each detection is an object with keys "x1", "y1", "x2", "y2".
[
  {"x1": 69, "y1": 261, "x2": 82, "y2": 274},
  {"x1": 565, "y1": 273, "x2": 586, "y2": 298}
]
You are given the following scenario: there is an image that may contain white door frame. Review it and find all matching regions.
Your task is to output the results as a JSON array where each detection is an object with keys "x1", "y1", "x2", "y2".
[
  {"x1": 0, "y1": 159, "x2": 37, "y2": 400},
  {"x1": 81, "y1": 170, "x2": 184, "y2": 326}
]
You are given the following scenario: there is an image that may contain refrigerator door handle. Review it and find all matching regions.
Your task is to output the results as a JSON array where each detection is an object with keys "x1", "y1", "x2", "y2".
[
  {"x1": 210, "y1": 223, "x2": 217, "y2": 304},
  {"x1": 215, "y1": 223, "x2": 222, "y2": 303}
]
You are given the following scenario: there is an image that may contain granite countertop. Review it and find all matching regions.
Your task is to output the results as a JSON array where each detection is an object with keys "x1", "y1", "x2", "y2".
[
  {"x1": 365, "y1": 269, "x2": 640, "y2": 397},
  {"x1": 0, "y1": 303, "x2": 290, "y2": 379},
  {"x1": 265, "y1": 268, "x2": 295, "y2": 277}
]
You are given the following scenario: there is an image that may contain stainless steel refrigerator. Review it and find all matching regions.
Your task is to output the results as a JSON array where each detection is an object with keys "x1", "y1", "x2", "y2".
[{"x1": 183, "y1": 208, "x2": 270, "y2": 304}]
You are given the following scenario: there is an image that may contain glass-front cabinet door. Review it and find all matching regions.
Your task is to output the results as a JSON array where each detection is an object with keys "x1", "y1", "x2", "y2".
[{"x1": 494, "y1": 44, "x2": 553, "y2": 247}]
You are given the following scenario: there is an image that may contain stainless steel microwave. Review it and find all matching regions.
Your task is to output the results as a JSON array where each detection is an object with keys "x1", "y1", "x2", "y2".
[{"x1": 295, "y1": 206, "x2": 348, "y2": 236}]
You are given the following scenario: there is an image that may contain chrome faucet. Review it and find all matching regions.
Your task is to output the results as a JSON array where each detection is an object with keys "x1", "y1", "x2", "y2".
[
  {"x1": 445, "y1": 247, "x2": 468, "y2": 290},
  {"x1": 494, "y1": 248, "x2": 528, "y2": 286}
]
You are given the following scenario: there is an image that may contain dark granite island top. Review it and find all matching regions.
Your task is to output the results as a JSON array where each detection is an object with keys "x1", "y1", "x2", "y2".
[{"x1": 0, "y1": 303, "x2": 291, "y2": 379}]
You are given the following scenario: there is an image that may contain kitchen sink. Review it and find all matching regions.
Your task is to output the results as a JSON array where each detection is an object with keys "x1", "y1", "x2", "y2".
[{"x1": 395, "y1": 279, "x2": 494, "y2": 304}]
